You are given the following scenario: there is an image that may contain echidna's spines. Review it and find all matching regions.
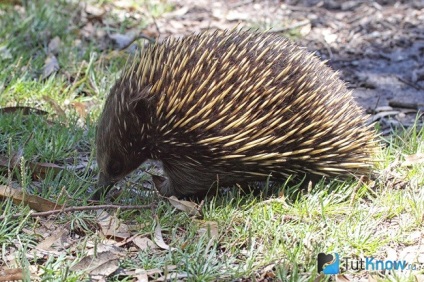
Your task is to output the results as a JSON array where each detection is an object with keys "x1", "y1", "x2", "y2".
[{"x1": 95, "y1": 30, "x2": 378, "y2": 198}]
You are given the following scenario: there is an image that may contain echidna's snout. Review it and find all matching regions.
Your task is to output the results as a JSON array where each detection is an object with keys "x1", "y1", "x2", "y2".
[{"x1": 93, "y1": 171, "x2": 116, "y2": 200}]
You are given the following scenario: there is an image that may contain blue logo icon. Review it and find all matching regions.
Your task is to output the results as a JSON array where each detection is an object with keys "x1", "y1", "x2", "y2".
[{"x1": 317, "y1": 253, "x2": 340, "y2": 274}]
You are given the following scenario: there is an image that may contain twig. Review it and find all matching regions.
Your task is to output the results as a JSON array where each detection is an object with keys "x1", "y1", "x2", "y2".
[
  {"x1": 388, "y1": 100, "x2": 424, "y2": 110},
  {"x1": 349, "y1": 175, "x2": 364, "y2": 207},
  {"x1": 119, "y1": 33, "x2": 156, "y2": 51},
  {"x1": 0, "y1": 203, "x2": 156, "y2": 220},
  {"x1": 270, "y1": 20, "x2": 310, "y2": 33},
  {"x1": 396, "y1": 76, "x2": 424, "y2": 91}
]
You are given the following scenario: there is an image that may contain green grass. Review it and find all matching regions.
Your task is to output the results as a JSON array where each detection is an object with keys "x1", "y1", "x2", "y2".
[{"x1": 1, "y1": 1, "x2": 424, "y2": 281}]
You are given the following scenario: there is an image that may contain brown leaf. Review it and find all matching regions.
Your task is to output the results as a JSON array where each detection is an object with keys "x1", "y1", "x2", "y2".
[
  {"x1": 109, "y1": 33, "x2": 135, "y2": 50},
  {"x1": 85, "y1": 4, "x2": 105, "y2": 18},
  {"x1": 153, "y1": 221, "x2": 175, "y2": 251},
  {"x1": 168, "y1": 196, "x2": 201, "y2": 217},
  {"x1": 313, "y1": 273, "x2": 325, "y2": 282},
  {"x1": 0, "y1": 154, "x2": 64, "y2": 181},
  {"x1": 70, "y1": 251, "x2": 119, "y2": 276},
  {"x1": 195, "y1": 220, "x2": 219, "y2": 240},
  {"x1": 0, "y1": 268, "x2": 24, "y2": 281},
  {"x1": 414, "y1": 274, "x2": 424, "y2": 282},
  {"x1": 402, "y1": 153, "x2": 424, "y2": 167},
  {"x1": 134, "y1": 269, "x2": 148, "y2": 282},
  {"x1": 132, "y1": 236, "x2": 158, "y2": 251},
  {"x1": 42, "y1": 54, "x2": 60, "y2": 79},
  {"x1": 48, "y1": 36, "x2": 61, "y2": 55},
  {"x1": 154, "y1": 272, "x2": 189, "y2": 281},
  {"x1": 96, "y1": 210, "x2": 131, "y2": 240},
  {"x1": 6, "y1": 148, "x2": 24, "y2": 169},
  {"x1": 0, "y1": 185, "x2": 63, "y2": 212},
  {"x1": 335, "y1": 274, "x2": 351, "y2": 281},
  {"x1": 28, "y1": 161, "x2": 64, "y2": 180},
  {"x1": 42, "y1": 95, "x2": 66, "y2": 118},
  {"x1": 71, "y1": 101, "x2": 87, "y2": 119},
  {"x1": 35, "y1": 229, "x2": 68, "y2": 251}
]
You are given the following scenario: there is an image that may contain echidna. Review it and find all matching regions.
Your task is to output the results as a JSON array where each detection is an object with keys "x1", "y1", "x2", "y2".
[{"x1": 95, "y1": 30, "x2": 377, "y2": 199}]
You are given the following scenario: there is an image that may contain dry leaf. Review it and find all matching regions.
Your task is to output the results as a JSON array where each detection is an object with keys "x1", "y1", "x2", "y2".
[
  {"x1": 335, "y1": 274, "x2": 351, "y2": 281},
  {"x1": 85, "y1": 4, "x2": 105, "y2": 18},
  {"x1": 0, "y1": 45, "x2": 12, "y2": 60},
  {"x1": 109, "y1": 33, "x2": 135, "y2": 49},
  {"x1": 48, "y1": 36, "x2": 61, "y2": 55},
  {"x1": 414, "y1": 274, "x2": 424, "y2": 282},
  {"x1": 97, "y1": 210, "x2": 131, "y2": 240},
  {"x1": 0, "y1": 185, "x2": 63, "y2": 212},
  {"x1": 0, "y1": 268, "x2": 24, "y2": 281},
  {"x1": 70, "y1": 251, "x2": 119, "y2": 276},
  {"x1": 42, "y1": 95, "x2": 66, "y2": 118},
  {"x1": 35, "y1": 229, "x2": 68, "y2": 251},
  {"x1": 168, "y1": 196, "x2": 201, "y2": 217},
  {"x1": 71, "y1": 101, "x2": 87, "y2": 119},
  {"x1": 155, "y1": 272, "x2": 189, "y2": 281},
  {"x1": 153, "y1": 222, "x2": 175, "y2": 251},
  {"x1": 195, "y1": 220, "x2": 219, "y2": 240},
  {"x1": 313, "y1": 273, "x2": 325, "y2": 282},
  {"x1": 134, "y1": 269, "x2": 148, "y2": 282},
  {"x1": 28, "y1": 161, "x2": 64, "y2": 180},
  {"x1": 368, "y1": 274, "x2": 379, "y2": 282},
  {"x1": 42, "y1": 54, "x2": 59, "y2": 79},
  {"x1": 402, "y1": 153, "x2": 424, "y2": 167},
  {"x1": 3, "y1": 148, "x2": 24, "y2": 169},
  {"x1": 133, "y1": 236, "x2": 158, "y2": 251}
]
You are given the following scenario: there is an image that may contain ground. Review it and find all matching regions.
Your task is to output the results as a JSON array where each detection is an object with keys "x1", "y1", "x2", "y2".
[{"x1": 0, "y1": 0, "x2": 423, "y2": 281}]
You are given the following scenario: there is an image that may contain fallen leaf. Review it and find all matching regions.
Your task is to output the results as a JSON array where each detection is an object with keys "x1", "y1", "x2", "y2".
[
  {"x1": 35, "y1": 229, "x2": 68, "y2": 251},
  {"x1": 28, "y1": 161, "x2": 64, "y2": 180},
  {"x1": 168, "y1": 196, "x2": 201, "y2": 217},
  {"x1": 402, "y1": 153, "x2": 424, "y2": 167},
  {"x1": 0, "y1": 153, "x2": 66, "y2": 180},
  {"x1": 153, "y1": 221, "x2": 175, "y2": 251},
  {"x1": 368, "y1": 274, "x2": 379, "y2": 282},
  {"x1": 155, "y1": 272, "x2": 189, "y2": 281},
  {"x1": 42, "y1": 95, "x2": 66, "y2": 118},
  {"x1": 109, "y1": 33, "x2": 135, "y2": 50},
  {"x1": 0, "y1": 45, "x2": 13, "y2": 60},
  {"x1": 42, "y1": 54, "x2": 60, "y2": 79},
  {"x1": 48, "y1": 36, "x2": 61, "y2": 55},
  {"x1": 70, "y1": 251, "x2": 119, "y2": 276},
  {"x1": 195, "y1": 220, "x2": 219, "y2": 240},
  {"x1": 134, "y1": 269, "x2": 148, "y2": 282},
  {"x1": 0, "y1": 268, "x2": 24, "y2": 281},
  {"x1": 335, "y1": 274, "x2": 351, "y2": 281},
  {"x1": 85, "y1": 4, "x2": 105, "y2": 18},
  {"x1": 133, "y1": 236, "x2": 158, "y2": 251},
  {"x1": 97, "y1": 210, "x2": 131, "y2": 240},
  {"x1": 414, "y1": 274, "x2": 424, "y2": 282},
  {"x1": 71, "y1": 101, "x2": 87, "y2": 119},
  {"x1": 0, "y1": 185, "x2": 63, "y2": 212}
]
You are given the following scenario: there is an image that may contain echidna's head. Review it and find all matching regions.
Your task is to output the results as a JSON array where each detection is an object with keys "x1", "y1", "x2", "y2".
[{"x1": 94, "y1": 81, "x2": 151, "y2": 199}]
